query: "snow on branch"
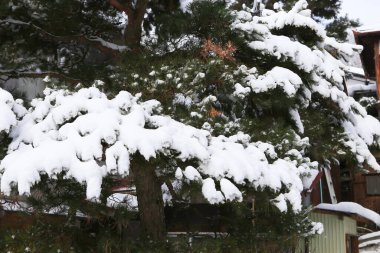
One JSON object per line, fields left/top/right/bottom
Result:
{"left": 0, "top": 88, "right": 26, "bottom": 134}
{"left": 0, "top": 86, "right": 317, "bottom": 212}
{"left": 232, "top": 0, "right": 380, "bottom": 171}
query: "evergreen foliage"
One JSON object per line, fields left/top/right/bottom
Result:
{"left": 265, "top": 0, "right": 360, "bottom": 42}
{"left": 0, "top": 0, "right": 377, "bottom": 252}
{"left": 326, "top": 14, "right": 361, "bottom": 42}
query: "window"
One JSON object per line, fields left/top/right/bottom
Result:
{"left": 366, "top": 175, "right": 380, "bottom": 195}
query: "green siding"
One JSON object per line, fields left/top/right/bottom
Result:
{"left": 297, "top": 211, "right": 357, "bottom": 253}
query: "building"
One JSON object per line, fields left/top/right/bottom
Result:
{"left": 353, "top": 27, "right": 380, "bottom": 118}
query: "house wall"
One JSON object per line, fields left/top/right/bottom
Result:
{"left": 297, "top": 211, "right": 357, "bottom": 253}
{"left": 353, "top": 172, "right": 380, "bottom": 214}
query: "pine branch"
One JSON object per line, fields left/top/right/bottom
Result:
{"left": 0, "top": 19, "right": 128, "bottom": 56}
{"left": 108, "top": 0, "right": 134, "bottom": 17}
{"left": 0, "top": 69, "right": 81, "bottom": 85}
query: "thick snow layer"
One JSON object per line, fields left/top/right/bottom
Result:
{"left": 261, "top": 0, "right": 325, "bottom": 38}
{"left": 245, "top": 66, "right": 302, "bottom": 96}
{"left": 316, "top": 202, "right": 380, "bottom": 226}
{"left": 0, "top": 88, "right": 26, "bottom": 133}
{"left": 0, "top": 87, "right": 317, "bottom": 212}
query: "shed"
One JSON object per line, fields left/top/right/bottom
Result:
{"left": 297, "top": 209, "right": 358, "bottom": 253}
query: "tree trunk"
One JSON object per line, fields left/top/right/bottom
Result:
{"left": 123, "top": 0, "right": 149, "bottom": 51}
{"left": 131, "top": 155, "right": 166, "bottom": 241}
{"left": 124, "top": 19, "right": 143, "bottom": 50}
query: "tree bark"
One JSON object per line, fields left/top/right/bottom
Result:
{"left": 124, "top": 19, "right": 143, "bottom": 50}
{"left": 124, "top": 0, "right": 149, "bottom": 51}
{"left": 130, "top": 155, "right": 166, "bottom": 241}
{"left": 108, "top": 0, "right": 148, "bottom": 50}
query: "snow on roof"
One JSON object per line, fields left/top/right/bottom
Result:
{"left": 346, "top": 66, "right": 365, "bottom": 76}
{"left": 360, "top": 231, "right": 380, "bottom": 241}
{"left": 355, "top": 26, "right": 380, "bottom": 34}
{"left": 301, "top": 169, "right": 319, "bottom": 190}
{"left": 359, "top": 231, "right": 380, "bottom": 248}
{"left": 347, "top": 83, "right": 376, "bottom": 97}
{"left": 316, "top": 202, "right": 380, "bottom": 226}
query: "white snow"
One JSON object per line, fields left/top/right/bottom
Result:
{"left": 0, "top": 86, "right": 318, "bottom": 212}
{"left": 289, "top": 108, "right": 304, "bottom": 134}
{"left": 316, "top": 202, "right": 380, "bottom": 226}
{"left": 355, "top": 26, "right": 380, "bottom": 33}
{"left": 347, "top": 83, "right": 376, "bottom": 97}
{"left": 106, "top": 193, "right": 138, "bottom": 210}
{"left": 179, "top": 0, "right": 193, "bottom": 12}
{"left": 220, "top": 178, "right": 243, "bottom": 201}
{"left": 202, "top": 178, "right": 224, "bottom": 204}
{"left": 346, "top": 66, "right": 365, "bottom": 77}
{"left": 89, "top": 37, "right": 128, "bottom": 51}
{"left": 361, "top": 231, "right": 380, "bottom": 242}
{"left": 232, "top": 1, "right": 380, "bottom": 171}
{"left": 183, "top": 166, "right": 202, "bottom": 181}
{"left": 1, "top": 0, "right": 380, "bottom": 216}
{"left": 0, "top": 88, "right": 26, "bottom": 133}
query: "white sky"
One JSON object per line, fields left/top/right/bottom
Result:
{"left": 341, "top": 0, "right": 380, "bottom": 28}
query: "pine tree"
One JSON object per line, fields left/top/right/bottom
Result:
{"left": 0, "top": 0, "right": 379, "bottom": 251}
{"left": 265, "top": 0, "right": 360, "bottom": 41}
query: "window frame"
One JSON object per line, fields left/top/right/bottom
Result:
{"left": 365, "top": 173, "right": 380, "bottom": 196}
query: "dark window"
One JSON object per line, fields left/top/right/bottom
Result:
{"left": 339, "top": 163, "right": 353, "bottom": 201}
{"left": 366, "top": 175, "right": 380, "bottom": 195}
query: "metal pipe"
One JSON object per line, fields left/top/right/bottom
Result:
{"left": 320, "top": 178, "right": 323, "bottom": 203}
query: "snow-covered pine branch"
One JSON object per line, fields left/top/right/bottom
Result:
{"left": 0, "top": 86, "right": 317, "bottom": 212}
{"left": 0, "top": 88, "right": 26, "bottom": 134}
{"left": 232, "top": 0, "right": 380, "bottom": 171}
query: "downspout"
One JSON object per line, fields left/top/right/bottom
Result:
{"left": 319, "top": 179, "right": 323, "bottom": 203}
